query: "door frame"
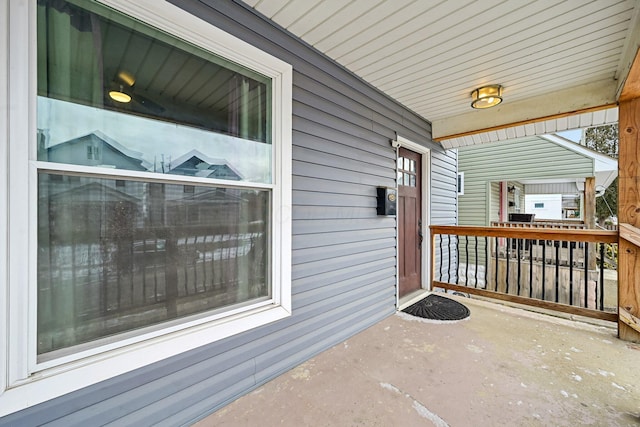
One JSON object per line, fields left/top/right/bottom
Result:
{"left": 392, "top": 135, "right": 431, "bottom": 308}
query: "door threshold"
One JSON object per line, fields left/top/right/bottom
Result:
{"left": 398, "top": 289, "right": 431, "bottom": 311}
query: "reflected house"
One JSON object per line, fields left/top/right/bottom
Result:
{"left": 39, "top": 181, "right": 141, "bottom": 241}
{"left": 39, "top": 132, "right": 247, "bottom": 229}
{"left": 40, "top": 130, "right": 150, "bottom": 203}
{"left": 42, "top": 130, "right": 151, "bottom": 171}
{"left": 153, "top": 150, "right": 244, "bottom": 227}
{"left": 167, "top": 187, "right": 242, "bottom": 227}
{"left": 166, "top": 149, "right": 243, "bottom": 181}
{"left": 162, "top": 150, "right": 245, "bottom": 227}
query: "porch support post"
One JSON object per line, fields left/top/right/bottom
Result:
{"left": 618, "top": 97, "right": 640, "bottom": 342}
{"left": 584, "top": 177, "right": 596, "bottom": 229}
{"left": 617, "top": 46, "right": 640, "bottom": 342}
{"left": 584, "top": 177, "right": 597, "bottom": 270}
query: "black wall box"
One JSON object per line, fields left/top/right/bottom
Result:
{"left": 376, "top": 187, "right": 397, "bottom": 216}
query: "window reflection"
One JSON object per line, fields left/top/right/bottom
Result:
{"left": 35, "top": 0, "right": 277, "bottom": 359}
{"left": 37, "top": 102, "right": 272, "bottom": 183}
{"left": 37, "top": 0, "right": 272, "bottom": 183}
{"left": 37, "top": 173, "right": 270, "bottom": 356}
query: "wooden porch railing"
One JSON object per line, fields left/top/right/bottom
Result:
{"left": 430, "top": 225, "right": 619, "bottom": 322}
{"left": 491, "top": 221, "right": 586, "bottom": 230}
{"left": 619, "top": 223, "right": 640, "bottom": 334}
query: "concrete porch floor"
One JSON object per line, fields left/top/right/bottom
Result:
{"left": 195, "top": 295, "right": 640, "bottom": 426}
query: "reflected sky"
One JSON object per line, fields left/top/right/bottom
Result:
{"left": 38, "top": 97, "right": 272, "bottom": 184}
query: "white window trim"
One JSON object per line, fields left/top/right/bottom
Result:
{"left": 0, "top": 0, "right": 9, "bottom": 416}
{"left": 1, "top": 0, "right": 292, "bottom": 416}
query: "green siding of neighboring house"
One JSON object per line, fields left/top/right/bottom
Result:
{"left": 458, "top": 136, "right": 594, "bottom": 227}
{"left": 489, "top": 182, "right": 500, "bottom": 224}
{"left": 454, "top": 136, "right": 594, "bottom": 288}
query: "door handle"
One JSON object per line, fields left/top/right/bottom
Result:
{"left": 418, "top": 219, "right": 423, "bottom": 249}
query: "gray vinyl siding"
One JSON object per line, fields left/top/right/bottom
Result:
{"left": 431, "top": 149, "right": 458, "bottom": 226}
{"left": 458, "top": 136, "right": 593, "bottom": 227}
{"left": 0, "top": 1, "right": 457, "bottom": 426}
{"left": 431, "top": 148, "right": 458, "bottom": 282}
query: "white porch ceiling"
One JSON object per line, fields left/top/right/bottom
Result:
{"left": 242, "top": 0, "right": 640, "bottom": 146}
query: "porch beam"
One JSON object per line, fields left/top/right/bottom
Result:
{"left": 619, "top": 45, "right": 640, "bottom": 102}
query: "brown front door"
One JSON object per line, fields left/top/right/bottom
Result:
{"left": 398, "top": 148, "right": 422, "bottom": 297}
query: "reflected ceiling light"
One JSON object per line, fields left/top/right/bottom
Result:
{"left": 471, "top": 84, "right": 503, "bottom": 109}
{"left": 117, "top": 70, "right": 136, "bottom": 87}
{"left": 109, "top": 85, "right": 131, "bottom": 103}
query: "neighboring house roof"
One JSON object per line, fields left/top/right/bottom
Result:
{"left": 535, "top": 134, "right": 617, "bottom": 190}
{"left": 167, "top": 149, "right": 243, "bottom": 180}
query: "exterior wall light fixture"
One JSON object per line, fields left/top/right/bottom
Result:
{"left": 471, "top": 84, "right": 503, "bottom": 109}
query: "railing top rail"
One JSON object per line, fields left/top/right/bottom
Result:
{"left": 490, "top": 221, "right": 586, "bottom": 229}
{"left": 534, "top": 219, "right": 585, "bottom": 223}
{"left": 620, "top": 222, "right": 640, "bottom": 247}
{"left": 430, "top": 225, "right": 618, "bottom": 243}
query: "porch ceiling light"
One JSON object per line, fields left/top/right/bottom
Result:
{"left": 471, "top": 84, "right": 503, "bottom": 109}
{"left": 109, "top": 85, "right": 132, "bottom": 103}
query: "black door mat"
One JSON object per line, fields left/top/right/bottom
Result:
{"left": 402, "top": 294, "right": 470, "bottom": 321}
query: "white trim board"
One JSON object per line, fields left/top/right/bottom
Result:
{"left": 0, "top": 0, "right": 10, "bottom": 405}
{"left": 392, "top": 135, "right": 432, "bottom": 306}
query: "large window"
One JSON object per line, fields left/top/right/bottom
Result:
{"left": 35, "top": 0, "right": 278, "bottom": 361}
{"left": 2, "top": 0, "right": 291, "bottom": 413}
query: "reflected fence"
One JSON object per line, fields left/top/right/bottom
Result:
{"left": 430, "top": 225, "right": 619, "bottom": 321}
{"left": 37, "top": 223, "right": 267, "bottom": 354}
